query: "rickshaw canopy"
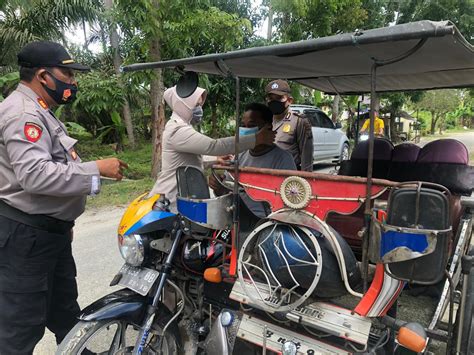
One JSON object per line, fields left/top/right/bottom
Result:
{"left": 123, "top": 20, "right": 474, "bottom": 94}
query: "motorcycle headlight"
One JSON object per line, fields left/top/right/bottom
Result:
{"left": 118, "top": 234, "right": 145, "bottom": 266}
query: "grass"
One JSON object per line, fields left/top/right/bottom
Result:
{"left": 76, "top": 140, "right": 153, "bottom": 180}
{"left": 86, "top": 178, "right": 155, "bottom": 209}
{"left": 76, "top": 140, "right": 156, "bottom": 209}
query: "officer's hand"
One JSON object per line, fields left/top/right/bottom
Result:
{"left": 96, "top": 158, "right": 128, "bottom": 181}
{"left": 255, "top": 124, "right": 276, "bottom": 147}
{"left": 216, "top": 154, "right": 233, "bottom": 166}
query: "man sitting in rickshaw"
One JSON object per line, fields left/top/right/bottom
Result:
{"left": 210, "top": 103, "right": 296, "bottom": 217}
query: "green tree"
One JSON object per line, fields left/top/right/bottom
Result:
{"left": 104, "top": 0, "right": 136, "bottom": 148}
{"left": 0, "top": 0, "right": 99, "bottom": 70}
{"left": 269, "top": 0, "right": 368, "bottom": 42}
{"left": 417, "top": 90, "right": 461, "bottom": 134}
{"left": 396, "top": 0, "right": 473, "bottom": 43}
{"left": 116, "top": 0, "right": 254, "bottom": 176}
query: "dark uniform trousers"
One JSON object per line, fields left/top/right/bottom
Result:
{"left": 0, "top": 215, "right": 80, "bottom": 354}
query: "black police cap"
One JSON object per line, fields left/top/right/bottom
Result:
{"left": 17, "top": 41, "right": 90, "bottom": 71}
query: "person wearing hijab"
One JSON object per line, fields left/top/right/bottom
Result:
{"left": 149, "top": 85, "right": 275, "bottom": 209}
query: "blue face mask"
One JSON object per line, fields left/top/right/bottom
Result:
{"left": 190, "top": 105, "right": 204, "bottom": 125}
{"left": 239, "top": 126, "right": 259, "bottom": 136}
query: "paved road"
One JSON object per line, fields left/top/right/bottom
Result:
{"left": 35, "top": 207, "right": 126, "bottom": 354}
{"left": 420, "top": 131, "right": 474, "bottom": 153}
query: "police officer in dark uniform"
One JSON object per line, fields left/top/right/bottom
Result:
{"left": 0, "top": 41, "right": 127, "bottom": 354}
{"left": 265, "top": 80, "right": 313, "bottom": 171}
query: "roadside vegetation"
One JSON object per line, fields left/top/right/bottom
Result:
{"left": 75, "top": 140, "right": 154, "bottom": 208}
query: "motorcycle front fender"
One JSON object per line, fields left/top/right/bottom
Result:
{"left": 79, "top": 288, "right": 147, "bottom": 325}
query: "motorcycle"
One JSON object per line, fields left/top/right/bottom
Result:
{"left": 57, "top": 165, "right": 362, "bottom": 354}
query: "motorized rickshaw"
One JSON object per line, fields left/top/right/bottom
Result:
{"left": 58, "top": 20, "right": 474, "bottom": 355}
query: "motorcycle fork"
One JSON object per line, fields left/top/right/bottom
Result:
{"left": 133, "top": 228, "right": 183, "bottom": 355}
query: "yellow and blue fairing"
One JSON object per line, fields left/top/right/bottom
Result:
{"left": 118, "top": 193, "right": 176, "bottom": 237}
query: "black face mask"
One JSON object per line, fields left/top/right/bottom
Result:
{"left": 42, "top": 71, "right": 78, "bottom": 105}
{"left": 268, "top": 100, "right": 287, "bottom": 115}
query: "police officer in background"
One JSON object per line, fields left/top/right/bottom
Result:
{"left": 0, "top": 41, "right": 127, "bottom": 354}
{"left": 265, "top": 80, "right": 313, "bottom": 171}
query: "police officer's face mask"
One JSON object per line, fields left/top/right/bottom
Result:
{"left": 268, "top": 99, "right": 288, "bottom": 115}
{"left": 42, "top": 71, "right": 78, "bottom": 105}
{"left": 190, "top": 105, "right": 204, "bottom": 125}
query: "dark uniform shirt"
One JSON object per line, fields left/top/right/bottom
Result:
{"left": 273, "top": 110, "right": 313, "bottom": 171}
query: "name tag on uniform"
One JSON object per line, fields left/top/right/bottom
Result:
{"left": 283, "top": 124, "right": 291, "bottom": 133}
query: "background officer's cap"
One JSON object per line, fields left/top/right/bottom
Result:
{"left": 265, "top": 79, "right": 291, "bottom": 96}
{"left": 18, "top": 41, "right": 90, "bottom": 71}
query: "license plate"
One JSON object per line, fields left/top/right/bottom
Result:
{"left": 116, "top": 264, "right": 160, "bottom": 296}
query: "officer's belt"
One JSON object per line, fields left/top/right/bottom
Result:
{"left": 0, "top": 200, "right": 74, "bottom": 234}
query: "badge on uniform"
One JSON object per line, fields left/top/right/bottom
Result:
{"left": 24, "top": 122, "right": 43, "bottom": 143}
{"left": 62, "top": 89, "right": 72, "bottom": 102}
{"left": 283, "top": 123, "right": 291, "bottom": 133}
{"left": 70, "top": 149, "right": 78, "bottom": 160}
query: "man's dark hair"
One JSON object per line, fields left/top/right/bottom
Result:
{"left": 244, "top": 102, "right": 273, "bottom": 124}
{"left": 19, "top": 66, "right": 40, "bottom": 82}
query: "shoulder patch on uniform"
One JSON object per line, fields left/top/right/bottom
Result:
{"left": 24, "top": 122, "right": 43, "bottom": 143}
{"left": 37, "top": 98, "right": 49, "bottom": 110}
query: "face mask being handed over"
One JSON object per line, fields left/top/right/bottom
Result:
{"left": 190, "top": 105, "right": 204, "bottom": 125}
{"left": 268, "top": 100, "right": 287, "bottom": 115}
{"left": 239, "top": 126, "right": 259, "bottom": 136}
{"left": 42, "top": 71, "right": 78, "bottom": 105}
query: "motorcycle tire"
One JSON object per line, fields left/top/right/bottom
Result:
{"left": 56, "top": 304, "right": 180, "bottom": 355}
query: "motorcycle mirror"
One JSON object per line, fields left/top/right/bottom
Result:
{"left": 176, "top": 71, "right": 199, "bottom": 98}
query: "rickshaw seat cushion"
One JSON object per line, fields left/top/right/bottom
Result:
{"left": 417, "top": 139, "right": 469, "bottom": 165}
{"left": 339, "top": 138, "right": 393, "bottom": 179}
{"left": 351, "top": 138, "right": 394, "bottom": 160}
{"left": 338, "top": 159, "right": 392, "bottom": 179}
{"left": 388, "top": 162, "right": 474, "bottom": 195}
{"left": 392, "top": 143, "right": 420, "bottom": 162}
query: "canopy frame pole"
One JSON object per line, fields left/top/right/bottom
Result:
{"left": 231, "top": 75, "right": 241, "bottom": 276}
{"left": 362, "top": 63, "right": 378, "bottom": 291}
{"left": 214, "top": 59, "right": 242, "bottom": 276}
{"left": 355, "top": 95, "right": 363, "bottom": 145}
{"left": 361, "top": 38, "right": 429, "bottom": 291}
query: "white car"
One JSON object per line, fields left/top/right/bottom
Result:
{"left": 290, "top": 105, "right": 350, "bottom": 164}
